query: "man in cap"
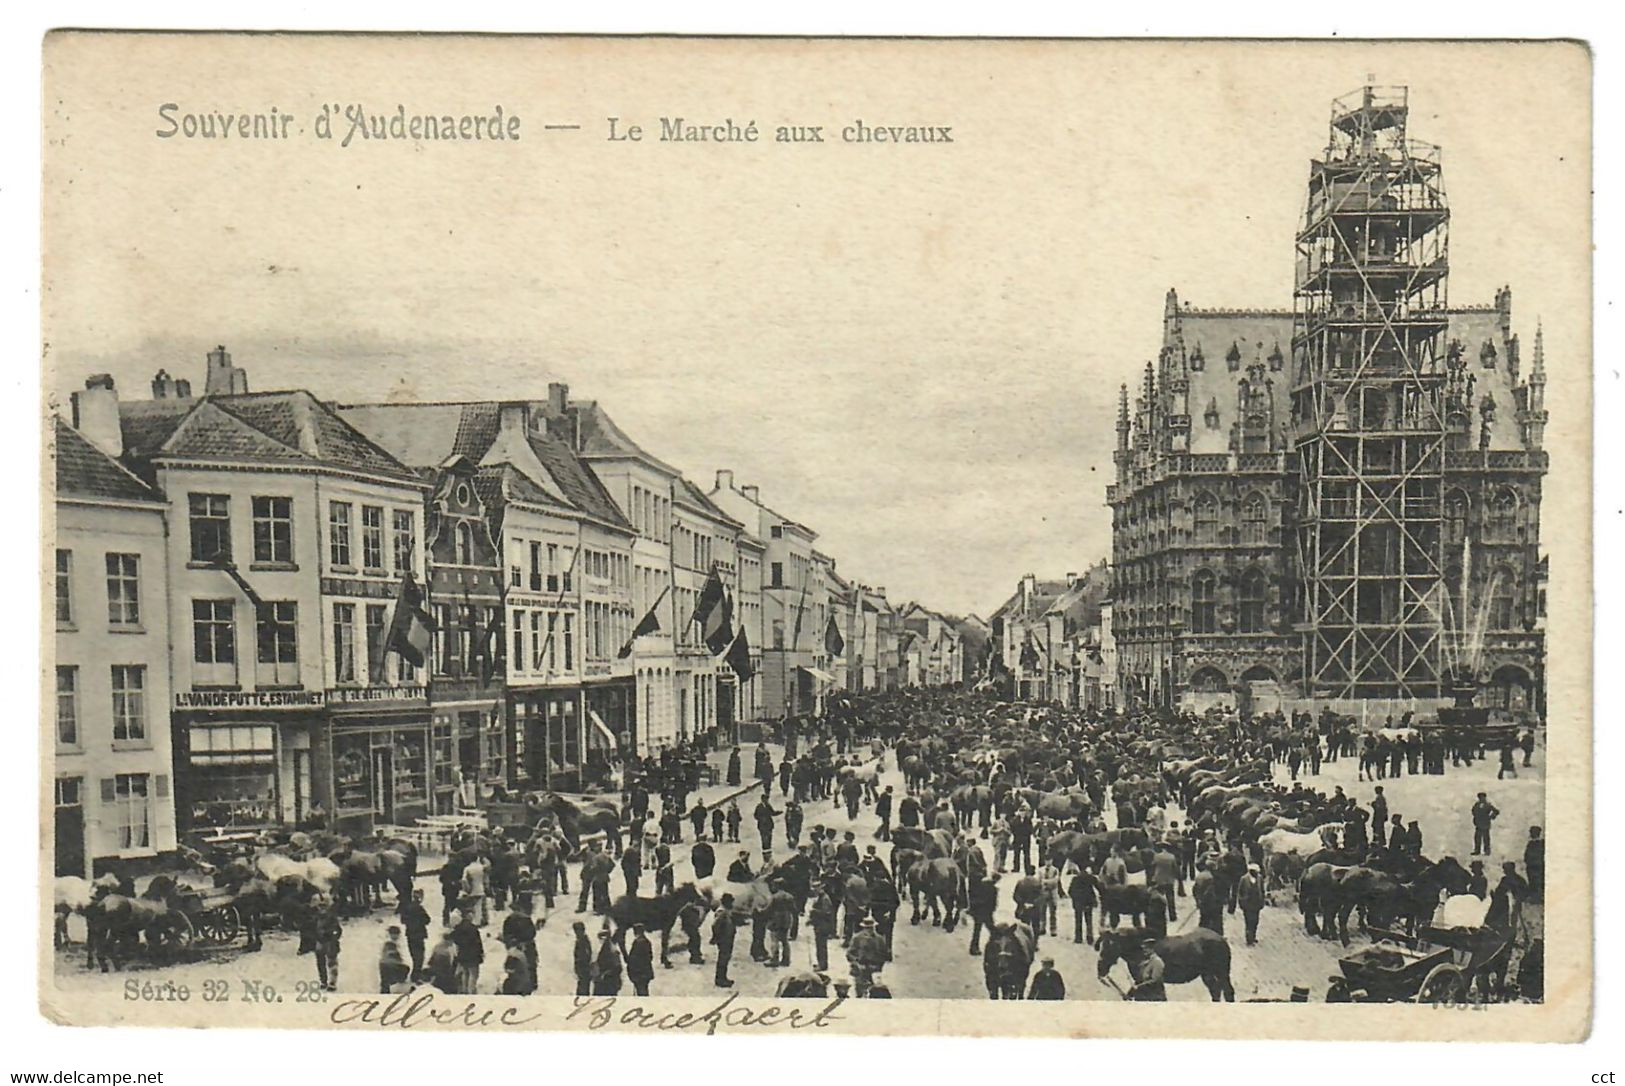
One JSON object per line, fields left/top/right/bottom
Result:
{"left": 378, "top": 924, "right": 411, "bottom": 993}
{"left": 1126, "top": 935, "right": 1167, "bottom": 1001}
{"left": 711, "top": 894, "right": 737, "bottom": 988}
{"left": 726, "top": 849, "right": 755, "bottom": 883}
{"left": 1237, "top": 863, "right": 1266, "bottom": 946}
{"left": 1027, "top": 954, "right": 1066, "bottom": 1000}
{"left": 1471, "top": 792, "right": 1500, "bottom": 856}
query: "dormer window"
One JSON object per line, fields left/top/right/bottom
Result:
{"left": 1480, "top": 339, "right": 1498, "bottom": 368}
{"left": 1190, "top": 345, "right": 1204, "bottom": 372}
{"left": 1226, "top": 341, "right": 1242, "bottom": 372}
{"left": 1268, "top": 343, "right": 1284, "bottom": 372}
{"left": 1203, "top": 398, "right": 1220, "bottom": 430}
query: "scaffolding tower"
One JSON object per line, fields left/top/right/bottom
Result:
{"left": 1291, "top": 85, "right": 1450, "bottom": 700}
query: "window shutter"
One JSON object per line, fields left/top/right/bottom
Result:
{"left": 155, "top": 774, "right": 170, "bottom": 798}
{"left": 100, "top": 777, "right": 116, "bottom": 804}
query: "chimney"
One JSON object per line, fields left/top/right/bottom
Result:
{"left": 741, "top": 484, "right": 760, "bottom": 504}
{"left": 498, "top": 402, "right": 530, "bottom": 435}
{"left": 1066, "top": 571, "right": 1078, "bottom": 586}
{"left": 204, "top": 345, "right": 248, "bottom": 396}
{"left": 71, "top": 374, "right": 122, "bottom": 457}
{"left": 547, "top": 382, "right": 569, "bottom": 415}
{"left": 715, "top": 469, "right": 734, "bottom": 492}
{"left": 175, "top": 378, "right": 193, "bottom": 399}
{"left": 151, "top": 369, "right": 175, "bottom": 399}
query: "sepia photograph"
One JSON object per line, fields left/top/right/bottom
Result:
{"left": 37, "top": 33, "right": 1591, "bottom": 1040}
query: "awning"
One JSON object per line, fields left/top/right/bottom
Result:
{"left": 799, "top": 666, "right": 837, "bottom": 684}
{"left": 588, "top": 709, "right": 618, "bottom": 748}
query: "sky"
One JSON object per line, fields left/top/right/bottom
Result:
{"left": 43, "top": 36, "right": 1590, "bottom": 618}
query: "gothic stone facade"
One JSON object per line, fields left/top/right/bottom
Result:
{"left": 1109, "top": 288, "right": 1547, "bottom": 714}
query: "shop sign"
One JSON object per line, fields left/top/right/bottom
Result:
{"left": 175, "top": 689, "right": 325, "bottom": 711}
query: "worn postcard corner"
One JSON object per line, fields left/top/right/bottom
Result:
{"left": 40, "top": 33, "right": 1591, "bottom": 1041}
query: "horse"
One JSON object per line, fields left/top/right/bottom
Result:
{"left": 53, "top": 875, "right": 98, "bottom": 947}
{"left": 533, "top": 792, "right": 623, "bottom": 855}
{"left": 983, "top": 921, "right": 1036, "bottom": 999}
{"left": 1297, "top": 862, "right": 1396, "bottom": 944}
{"left": 1258, "top": 823, "right": 1343, "bottom": 888}
{"left": 1100, "top": 883, "right": 1154, "bottom": 929}
{"left": 327, "top": 836, "right": 419, "bottom": 911}
{"left": 83, "top": 877, "right": 191, "bottom": 972}
{"left": 1097, "top": 927, "right": 1235, "bottom": 1001}
{"left": 906, "top": 857, "right": 964, "bottom": 930}
{"left": 608, "top": 882, "right": 707, "bottom": 967}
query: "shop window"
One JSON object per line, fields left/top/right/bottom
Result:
{"left": 188, "top": 725, "right": 276, "bottom": 826}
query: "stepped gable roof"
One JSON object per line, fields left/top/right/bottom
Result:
{"left": 53, "top": 417, "right": 162, "bottom": 504}
{"left": 125, "top": 391, "right": 420, "bottom": 483}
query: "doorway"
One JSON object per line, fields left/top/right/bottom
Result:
{"left": 371, "top": 747, "right": 394, "bottom": 822}
{"left": 54, "top": 777, "right": 85, "bottom": 878}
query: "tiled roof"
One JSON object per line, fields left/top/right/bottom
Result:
{"left": 53, "top": 417, "right": 162, "bottom": 504}
{"left": 675, "top": 475, "right": 741, "bottom": 527}
{"left": 125, "top": 392, "right": 421, "bottom": 482}
{"left": 529, "top": 434, "right": 633, "bottom": 531}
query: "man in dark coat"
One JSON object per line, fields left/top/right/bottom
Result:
{"left": 711, "top": 897, "right": 737, "bottom": 987}
{"left": 785, "top": 800, "right": 805, "bottom": 849}
{"left": 1524, "top": 826, "right": 1545, "bottom": 900}
{"left": 808, "top": 887, "right": 837, "bottom": 971}
{"left": 1471, "top": 792, "right": 1500, "bottom": 855}
{"left": 727, "top": 747, "right": 742, "bottom": 787}
{"left": 313, "top": 896, "right": 343, "bottom": 992}
{"left": 1067, "top": 863, "right": 1100, "bottom": 946}
{"left": 726, "top": 850, "right": 754, "bottom": 882}
{"left": 755, "top": 797, "right": 780, "bottom": 851}
{"left": 1010, "top": 806, "right": 1035, "bottom": 875}
{"left": 451, "top": 910, "right": 484, "bottom": 994}
{"left": 500, "top": 894, "right": 538, "bottom": 991}
{"left": 627, "top": 924, "right": 656, "bottom": 996}
{"left": 689, "top": 838, "right": 715, "bottom": 881}
{"left": 398, "top": 888, "right": 431, "bottom": 982}
{"left": 1370, "top": 787, "right": 1389, "bottom": 848}
{"left": 1238, "top": 865, "right": 1266, "bottom": 946}
{"left": 689, "top": 801, "right": 709, "bottom": 841}
{"left": 593, "top": 931, "right": 623, "bottom": 996}
{"left": 1028, "top": 955, "right": 1066, "bottom": 1000}
{"left": 620, "top": 843, "right": 643, "bottom": 897}
{"left": 874, "top": 786, "right": 894, "bottom": 841}
{"left": 967, "top": 875, "right": 999, "bottom": 956}
{"left": 898, "top": 794, "right": 921, "bottom": 829}
{"left": 571, "top": 921, "right": 593, "bottom": 996}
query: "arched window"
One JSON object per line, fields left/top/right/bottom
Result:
{"left": 1443, "top": 489, "right": 1469, "bottom": 548}
{"left": 1489, "top": 566, "right": 1517, "bottom": 630}
{"left": 1444, "top": 564, "right": 1465, "bottom": 635}
{"left": 1240, "top": 492, "right": 1268, "bottom": 545}
{"left": 455, "top": 522, "right": 474, "bottom": 565}
{"left": 1238, "top": 568, "right": 1268, "bottom": 633}
{"left": 1488, "top": 487, "right": 1519, "bottom": 541}
{"left": 1191, "top": 570, "right": 1217, "bottom": 634}
{"left": 1193, "top": 493, "right": 1219, "bottom": 544}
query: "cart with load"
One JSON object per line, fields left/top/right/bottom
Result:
{"left": 1325, "top": 923, "right": 1514, "bottom": 1004}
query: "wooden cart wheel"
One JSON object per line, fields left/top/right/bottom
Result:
{"left": 1416, "top": 964, "right": 1466, "bottom": 1005}
{"left": 212, "top": 905, "right": 241, "bottom": 945}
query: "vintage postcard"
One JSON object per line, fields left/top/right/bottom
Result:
{"left": 39, "top": 33, "right": 1591, "bottom": 1040}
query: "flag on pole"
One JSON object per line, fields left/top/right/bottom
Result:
{"left": 789, "top": 575, "right": 812, "bottom": 647}
{"left": 210, "top": 558, "right": 267, "bottom": 612}
{"left": 385, "top": 573, "right": 438, "bottom": 669}
{"left": 692, "top": 567, "right": 733, "bottom": 655}
{"left": 725, "top": 625, "right": 755, "bottom": 681}
{"left": 619, "top": 584, "right": 670, "bottom": 659}
{"left": 824, "top": 615, "right": 845, "bottom": 657}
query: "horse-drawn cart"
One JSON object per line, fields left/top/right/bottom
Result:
{"left": 1326, "top": 924, "right": 1514, "bottom": 1004}
{"left": 163, "top": 883, "right": 243, "bottom": 951}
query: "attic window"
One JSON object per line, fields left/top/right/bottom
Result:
{"left": 1268, "top": 343, "right": 1284, "bottom": 372}
{"left": 1226, "top": 341, "right": 1242, "bottom": 372}
{"left": 1203, "top": 398, "right": 1221, "bottom": 430}
{"left": 1190, "top": 345, "right": 1204, "bottom": 372}
{"left": 1480, "top": 339, "right": 1498, "bottom": 368}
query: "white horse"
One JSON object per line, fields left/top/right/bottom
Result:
{"left": 1257, "top": 823, "right": 1343, "bottom": 888}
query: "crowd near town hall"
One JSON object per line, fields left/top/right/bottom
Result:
{"left": 52, "top": 85, "right": 1548, "bottom": 1005}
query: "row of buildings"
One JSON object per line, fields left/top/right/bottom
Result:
{"left": 51, "top": 354, "right": 959, "bottom": 877}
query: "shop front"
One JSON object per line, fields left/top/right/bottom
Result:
{"left": 326, "top": 686, "right": 432, "bottom": 835}
{"left": 584, "top": 672, "right": 635, "bottom": 788}
{"left": 170, "top": 688, "right": 328, "bottom": 833}
{"left": 510, "top": 684, "right": 584, "bottom": 793}
{"left": 428, "top": 677, "right": 505, "bottom": 814}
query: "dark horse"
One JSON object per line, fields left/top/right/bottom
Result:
{"left": 607, "top": 883, "right": 707, "bottom": 968}
{"left": 983, "top": 921, "right": 1036, "bottom": 999}
{"left": 1097, "top": 927, "right": 1235, "bottom": 1001}
{"left": 83, "top": 876, "right": 191, "bottom": 972}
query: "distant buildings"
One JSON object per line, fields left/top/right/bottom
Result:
{"left": 51, "top": 354, "right": 958, "bottom": 867}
